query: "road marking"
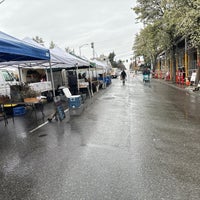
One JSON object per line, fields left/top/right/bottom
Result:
{"left": 29, "top": 121, "right": 49, "bottom": 133}
{"left": 29, "top": 108, "right": 69, "bottom": 133}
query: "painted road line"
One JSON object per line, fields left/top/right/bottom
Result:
{"left": 29, "top": 121, "right": 49, "bottom": 133}
{"left": 29, "top": 108, "right": 69, "bottom": 133}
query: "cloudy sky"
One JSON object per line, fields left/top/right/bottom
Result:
{"left": 0, "top": 0, "right": 143, "bottom": 62}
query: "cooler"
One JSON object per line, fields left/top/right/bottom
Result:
{"left": 62, "top": 88, "right": 82, "bottom": 108}
{"left": 13, "top": 106, "right": 26, "bottom": 116}
{"left": 68, "top": 95, "right": 82, "bottom": 108}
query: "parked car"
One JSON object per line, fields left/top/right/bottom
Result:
{"left": 111, "top": 68, "right": 120, "bottom": 79}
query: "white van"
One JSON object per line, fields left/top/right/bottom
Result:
{"left": 0, "top": 69, "right": 18, "bottom": 97}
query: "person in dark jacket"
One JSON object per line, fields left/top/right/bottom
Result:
{"left": 120, "top": 70, "right": 127, "bottom": 85}
{"left": 143, "top": 68, "right": 150, "bottom": 82}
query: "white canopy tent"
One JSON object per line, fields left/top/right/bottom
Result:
{"left": 23, "top": 38, "right": 90, "bottom": 69}
{"left": 23, "top": 38, "right": 72, "bottom": 68}
{"left": 50, "top": 46, "right": 90, "bottom": 68}
{"left": 91, "top": 59, "right": 111, "bottom": 71}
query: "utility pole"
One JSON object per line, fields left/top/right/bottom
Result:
{"left": 91, "top": 42, "right": 95, "bottom": 59}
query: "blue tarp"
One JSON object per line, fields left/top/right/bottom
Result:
{"left": 0, "top": 31, "right": 50, "bottom": 62}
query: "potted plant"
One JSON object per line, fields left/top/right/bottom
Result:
{"left": 19, "top": 84, "right": 40, "bottom": 103}
{"left": 10, "top": 83, "right": 40, "bottom": 103}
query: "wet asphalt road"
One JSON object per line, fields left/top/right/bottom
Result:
{"left": 0, "top": 74, "right": 200, "bottom": 200}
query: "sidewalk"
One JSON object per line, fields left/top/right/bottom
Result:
{"left": 153, "top": 78, "right": 200, "bottom": 96}
{"left": 0, "top": 86, "right": 109, "bottom": 132}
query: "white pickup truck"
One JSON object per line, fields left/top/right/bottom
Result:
{"left": 0, "top": 69, "right": 53, "bottom": 99}
{"left": 0, "top": 69, "right": 18, "bottom": 97}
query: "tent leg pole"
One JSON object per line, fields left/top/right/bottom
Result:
{"left": 49, "top": 61, "right": 55, "bottom": 97}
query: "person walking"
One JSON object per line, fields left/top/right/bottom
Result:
{"left": 120, "top": 70, "right": 127, "bottom": 85}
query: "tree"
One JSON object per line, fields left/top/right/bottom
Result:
{"left": 132, "top": 0, "right": 179, "bottom": 81}
{"left": 133, "top": 23, "right": 162, "bottom": 69}
{"left": 32, "top": 36, "right": 45, "bottom": 46}
{"left": 133, "top": 0, "right": 200, "bottom": 81}
{"left": 117, "top": 60, "right": 126, "bottom": 70}
{"left": 65, "top": 47, "right": 75, "bottom": 54}
{"left": 133, "top": 0, "right": 167, "bottom": 24}
{"left": 108, "top": 52, "right": 126, "bottom": 69}
{"left": 49, "top": 41, "right": 55, "bottom": 49}
{"left": 108, "top": 52, "right": 115, "bottom": 63}
{"left": 108, "top": 52, "right": 117, "bottom": 68}
{"left": 173, "top": 0, "right": 200, "bottom": 48}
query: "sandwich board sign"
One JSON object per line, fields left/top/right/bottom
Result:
{"left": 53, "top": 96, "right": 65, "bottom": 121}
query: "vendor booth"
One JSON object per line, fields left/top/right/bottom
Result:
{"left": 0, "top": 31, "right": 52, "bottom": 124}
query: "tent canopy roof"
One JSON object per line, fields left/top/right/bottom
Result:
{"left": 0, "top": 31, "right": 50, "bottom": 63}
{"left": 23, "top": 38, "right": 90, "bottom": 68}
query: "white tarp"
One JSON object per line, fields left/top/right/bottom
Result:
{"left": 23, "top": 38, "right": 90, "bottom": 68}
{"left": 23, "top": 37, "right": 69, "bottom": 67}
{"left": 51, "top": 46, "right": 90, "bottom": 67}
{"left": 91, "top": 59, "right": 111, "bottom": 70}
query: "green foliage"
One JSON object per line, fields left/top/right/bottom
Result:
{"left": 117, "top": 60, "right": 126, "bottom": 70}
{"left": 49, "top": 41, "right": 55, "bottom": 49}
{"left": 108, "top": 52, "right": 117, "bottom": 68}
{"left": 10, "top": 84, "right": 39, "bottom": 102}
{"left": 108, "top": 52, "right": 115, "bottom": 63}
{"left": 108, "top": 52, "right": 126, "bottom": 69}
{"left": 32, "top": 36, "right": 45, "bottom": 46}
{"left": 132, "top": 0, "right": 200, "bottom": 72}
{"left": 65, "top": 47, "right": 75, "bottom": 54}
{"left": 20, "top": 85, "right": 39, "bottom": 98}
{"left": 174, "top": 0, "right": 200, "bottom": 47}
{"left": 133, "top": 0, "right": 167, "bottom": 24}
{"left": 133, "top": 23, "right": 163, "bottom": 67}
{"left": 133, "top": 0, "right": 175, "bottom": 61}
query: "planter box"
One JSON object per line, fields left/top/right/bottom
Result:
{"left": 23, "top": 97, "right": 39, "bottom": 103}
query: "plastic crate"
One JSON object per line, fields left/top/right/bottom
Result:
{"left": 68, "top": 95, "right": 82, "bottom": 108}
{"left": 13, "top": 106, "right": 26, "bottom": 116}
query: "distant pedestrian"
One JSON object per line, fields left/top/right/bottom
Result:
{"left": 120, "top": 70, "right": 127, "bottom": 85}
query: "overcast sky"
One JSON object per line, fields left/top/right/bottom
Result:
{"left": 0, "top": 0, "right": 143, "bottom": 62}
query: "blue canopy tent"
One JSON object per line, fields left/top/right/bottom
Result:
{"left": 0, "top": 31, "right": 56, "bottom": 96}
{"left": 0, "top": 31, "right": 50, "bottom": 62}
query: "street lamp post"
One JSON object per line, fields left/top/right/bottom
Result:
{"left": 79, "top": 43, "right": 89, "bottom": 57}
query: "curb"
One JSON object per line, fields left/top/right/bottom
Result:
{"left": 153, "top": 79, "right": 200, "bottom": 97}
